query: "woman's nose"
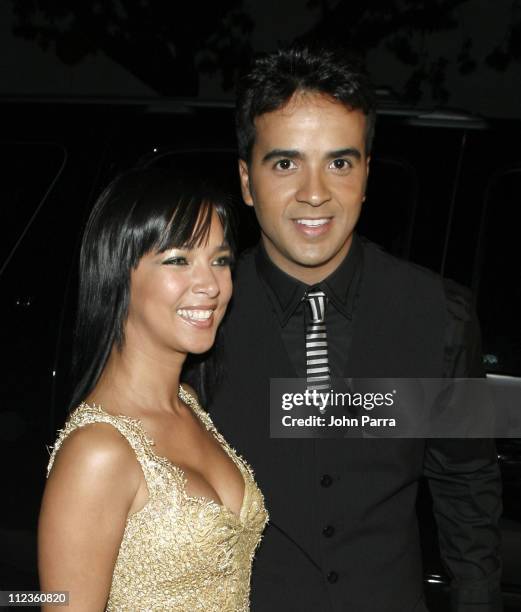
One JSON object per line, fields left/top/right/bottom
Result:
{"left": 192, "top": 264, "right": 219, "bottom": 298}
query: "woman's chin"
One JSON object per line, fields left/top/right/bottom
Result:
{"left": 184, "top": 336, "right": 217, "bottom": 355}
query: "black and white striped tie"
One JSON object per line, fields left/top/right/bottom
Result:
{"left": 305, "top": 289, "right": 330, "bottom": 393}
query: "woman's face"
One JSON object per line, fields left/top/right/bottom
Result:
{"left": 126, "top": 208, "right": 233, "bottom": 360}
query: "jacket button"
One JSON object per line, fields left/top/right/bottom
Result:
{"left": 327, "top": 571, "right": 339, "bottom": 584}
{"left": 322, "top": 525, "right": 335, "bottom": 537}
{"left": 320, "top": 474, "right": 333, "bottom": 487}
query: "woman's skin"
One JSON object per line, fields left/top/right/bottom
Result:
{"left": 38, "top": 211, "right": 241, "bottom": 611}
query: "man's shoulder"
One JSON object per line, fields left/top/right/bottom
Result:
{"left": 361, "top": 238, "right": 438, "bottom": 284}
{"left": 360, "top": 238, "right": 474, "bottom": 317}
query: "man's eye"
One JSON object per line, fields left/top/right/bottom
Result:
{"left": 212, "top": 255, "right": 233, "bottom": 267}
{"left": 275, "top": 159, "right": 296, "bottom": 171}
{"left": 330, "top": 159, "right": 352, "bottom": 170}
{"left": 162, "top": 256, "right": 188, "bottom": 266}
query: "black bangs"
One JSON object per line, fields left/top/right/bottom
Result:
{"left": 155, "top": 196, "right": 224, "bottom": 253}
{"left": 123, "top": 170, "right": 234, "bottom": 262}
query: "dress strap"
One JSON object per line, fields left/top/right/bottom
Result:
{"left": 178, "top": 384, "right": 221, "bottom": 434}
{"left": 47, "top": 403, "right": 157, "bottom": 487}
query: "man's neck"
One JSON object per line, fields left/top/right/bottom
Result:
{"left": 261, "top": 234, "right": 355, "bottom": 285}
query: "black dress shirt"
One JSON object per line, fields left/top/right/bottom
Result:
{"left": 255, "top": 234, "right": 363, "bottom": 378}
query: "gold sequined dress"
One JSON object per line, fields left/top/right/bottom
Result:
{"left": 47, "top": 386, "right": 268, "bottom": 612}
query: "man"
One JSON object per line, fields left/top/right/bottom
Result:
{"left": 209, "top": 47, "right": 502, "bottom": 611}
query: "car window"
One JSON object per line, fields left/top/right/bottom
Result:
{"left": 358, "top": 156, "right": 419, "bottom": 259}
{"left": 0, "top": 142, "right": 66, "bottom": 276}
{"left": 477, "top": 167, "right": 521, "bottom": 376}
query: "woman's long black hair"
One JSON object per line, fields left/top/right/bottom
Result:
{"left": 70, "top": 166, "right": 235, "bottom": 410}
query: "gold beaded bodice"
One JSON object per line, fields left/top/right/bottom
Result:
{"left": 47, "top": 386, "right": 268, "bottom": 612}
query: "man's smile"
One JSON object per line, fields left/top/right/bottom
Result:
{"left": 293, "top": 217, "right": 333, "bottom": 237}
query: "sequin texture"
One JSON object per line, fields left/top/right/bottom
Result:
{"left": 47, "top": 386, "right": 268, "bottom": 611}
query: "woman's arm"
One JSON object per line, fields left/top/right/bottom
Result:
{"left": 38, "top": 423, "right": 142, "bottom": 611}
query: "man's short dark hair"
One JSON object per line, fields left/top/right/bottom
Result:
{"left": 235, "top": 46, "right": 377, "bottom": 162}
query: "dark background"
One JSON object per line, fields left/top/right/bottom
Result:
{"left": 1, "top": 0, "right": 521, "bottom": 118}
{"left": 1, "top": 1, "right": 520, "bottom": 610}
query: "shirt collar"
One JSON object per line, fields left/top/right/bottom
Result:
{"left": 255, "top": 234, "right": 362, "bottom": 326}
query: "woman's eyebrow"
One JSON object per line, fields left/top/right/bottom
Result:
{"left": 212, "top": 243, "right": 231, "bottom": 253}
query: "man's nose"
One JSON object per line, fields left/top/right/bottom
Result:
{"left": 295, "top": 168, "right": 331, "bottom": 207}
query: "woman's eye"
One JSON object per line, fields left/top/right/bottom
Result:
{"left": 330, "top": 159, "right": 352, "bottom": 171}
{"left": 275, "top": 159, "right": 296, "bottom": 171}
{"left": 162, "top": 256, "right": 188, "bottom": 266}
{"left": 212, "top": 255, "right": 233, "bottom": 267}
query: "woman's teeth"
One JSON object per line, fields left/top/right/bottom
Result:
{"left": 176, "top": 309, "right": 213, "bottom": 320}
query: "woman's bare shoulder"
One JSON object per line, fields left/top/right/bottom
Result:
{"left": 39, "top": 423, "right": 141, "bottom": 609}
{"left": 48, "top": 421, "right": 142, "bottom": 497}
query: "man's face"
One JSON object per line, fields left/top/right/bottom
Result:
{"left": 239, "top": 92, "right": 370, "bottom": 284}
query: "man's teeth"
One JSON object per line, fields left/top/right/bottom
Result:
{"left": 176, "top": 309, "right": 213, "bottom": 320}
{"left": 296, "top": 218, "right": 329, "bottom": 227}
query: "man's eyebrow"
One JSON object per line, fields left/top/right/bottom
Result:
{"left": 261, "top": 149, "right": 302, "bottom": 163}
{"left": 261, "top": 148, "right": 362, "bottom": 164}
{"left": 326, "top": 148, "right": 362, "bottom": 161}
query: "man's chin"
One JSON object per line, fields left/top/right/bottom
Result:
{"left": 289, "top": 248, "right": 341, "bottom": 269}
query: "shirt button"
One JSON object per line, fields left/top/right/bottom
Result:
{"left": 322, "top": 525, "right": 335, "bottom": 537}
{"left": 327, "top": 571, "right": 339, "bottom": 584}
{"left": 320, "top": 474, "right": 333, "bottom": 487}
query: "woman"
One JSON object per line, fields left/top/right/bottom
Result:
{"left": 38, "top": 168, "right": 268, "bottom": 611}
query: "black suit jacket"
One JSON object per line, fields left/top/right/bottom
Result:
{"left": 209, "top": 239, "right": 502, "bottom": 612}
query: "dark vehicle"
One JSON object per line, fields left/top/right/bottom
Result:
{"left": 1, "top": 97, "right": 520, "bottom": 610}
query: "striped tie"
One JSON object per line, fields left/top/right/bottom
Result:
{"left": 305, "top": 290, "right": 330, "bottom": 395}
